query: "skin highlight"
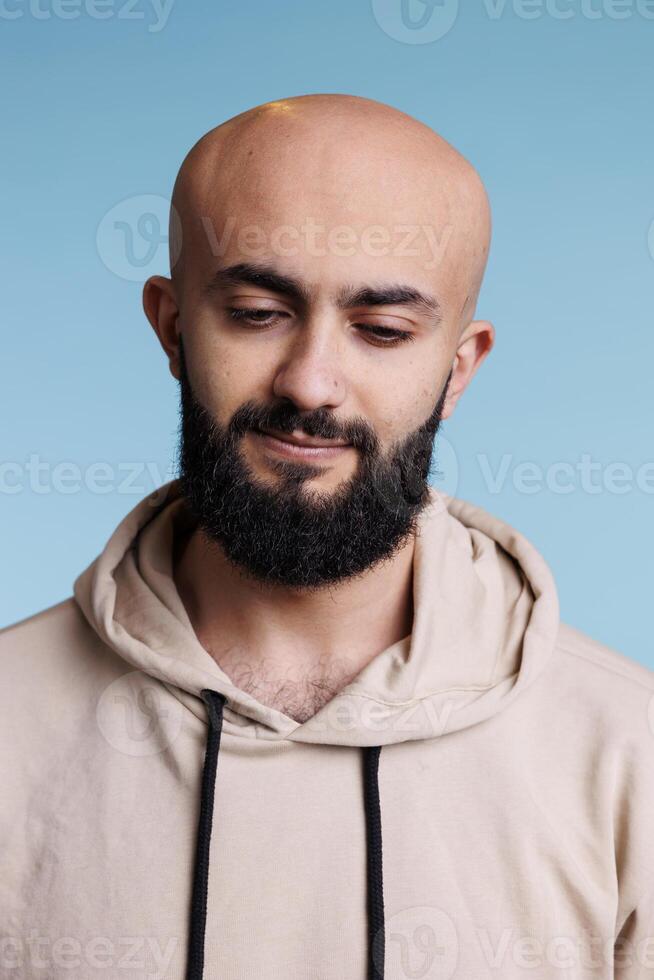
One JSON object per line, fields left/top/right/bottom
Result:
{"left": 143, "top": 93, "right": 494, "bottom": 723}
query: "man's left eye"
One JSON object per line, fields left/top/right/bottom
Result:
{"left": 356, "top": 325, "right": 414, "bottom": 346}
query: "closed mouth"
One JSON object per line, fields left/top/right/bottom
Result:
{"left": 256, "top": 427, "right": 351, "bottom": 449}
{"left": 253, "top": 428, "right": 352, "bottom": 459}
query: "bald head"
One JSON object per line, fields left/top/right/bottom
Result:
{"left": 168, "top": 94, "right": 491, "bottom": 333}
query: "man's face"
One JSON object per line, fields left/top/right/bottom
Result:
{"left": 178, "top": 248, "right": 453, "bottom": 492}
{"left": 175, "top": 136, "right": 462, "bottom": 471}
{"left": 145, "top": 107, "right": 493, "bottom": 588}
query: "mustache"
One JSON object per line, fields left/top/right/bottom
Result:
{"left": 228, "top": 401, "right": 381, "bottom": 456}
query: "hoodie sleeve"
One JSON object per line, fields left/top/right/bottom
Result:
{"left": 614, "top": 885, "right": 654, "bottom": 978}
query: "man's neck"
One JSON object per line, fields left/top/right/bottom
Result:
{"left": 173, "top": 524, "right": 416, "bottom": 723}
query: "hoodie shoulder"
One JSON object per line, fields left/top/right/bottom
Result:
{"left": 0, "top": 596, "right": 113, "bottom": 683}
{"left": 554, "top": 623, "right": 654, "bottom": 924}
{"left": 555, "top": 620, "right": 654, "bottom": 693}
{"left": 1, "top": 596, "right": 89, "bottom": 649}
{"left": 548, "top": 620, "right": 654, "bottom": 773}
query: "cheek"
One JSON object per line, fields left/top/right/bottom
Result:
{"left": 186, "top": 316, "right": 273, "bottom": 422}
{"left": 363, "top": 361, "right": 441, "bottom": 443}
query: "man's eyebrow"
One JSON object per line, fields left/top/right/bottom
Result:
{"left": 206, "top": 263, "right": 442, "bottom": 322}
{"left": 336, "top": 284, "right": 442, "bottom": 322}
{"left": 206, "top": 263, "right": 312, "bottom": 305}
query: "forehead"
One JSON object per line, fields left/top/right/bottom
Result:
{"left": 195, "top": 130, "right": 456, "bottom": 231}
{"left": 177, "top": 125, "right": 484, "bottom": 316}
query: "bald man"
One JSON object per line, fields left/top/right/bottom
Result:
{"left": 2, "top": 95, "right": 654, "bottom": 980}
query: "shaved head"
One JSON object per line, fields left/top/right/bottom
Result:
{"left": 169, "top": 93, "right": 491, "bottom": 334}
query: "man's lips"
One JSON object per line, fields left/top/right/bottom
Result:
{"left": 253, "top": 427, "right": 352, "bottom": 459}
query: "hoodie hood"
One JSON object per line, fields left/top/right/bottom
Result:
{"left": 73, "top": 478, "right": 560, "bottom": 748}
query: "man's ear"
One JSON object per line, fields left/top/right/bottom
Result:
{"left": 142, "top": 275, "right": 181, "bottom": 380}
{"left": 440, "top": 319, "right": 495, "bottom": 421}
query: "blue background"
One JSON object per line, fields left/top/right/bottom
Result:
{"left": 2, "top": 0, "right": 653, "bottom": 668}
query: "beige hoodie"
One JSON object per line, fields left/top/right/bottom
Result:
{"left": 2, "top": 478, "right": 654, "bottom": 980}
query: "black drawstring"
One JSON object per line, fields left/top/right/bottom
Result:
{"left": 186, "top": 689, "right": 227, "bottom": 980}
{"left": 363, "top": 745, "right": 385, "bottom": 980}
{"left": 185, "top": 689, "right": 385, "bottom": 979}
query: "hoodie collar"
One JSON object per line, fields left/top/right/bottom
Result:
{"left": 74, "top": 479, "right": 559, "bottom": 746}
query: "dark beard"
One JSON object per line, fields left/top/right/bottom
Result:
{"left": 176, "top": 337, "right": 451, "bottom": 592}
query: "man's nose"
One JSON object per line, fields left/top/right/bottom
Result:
{"left": 272, "top": 319, "right": 347, "bottom": 412}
